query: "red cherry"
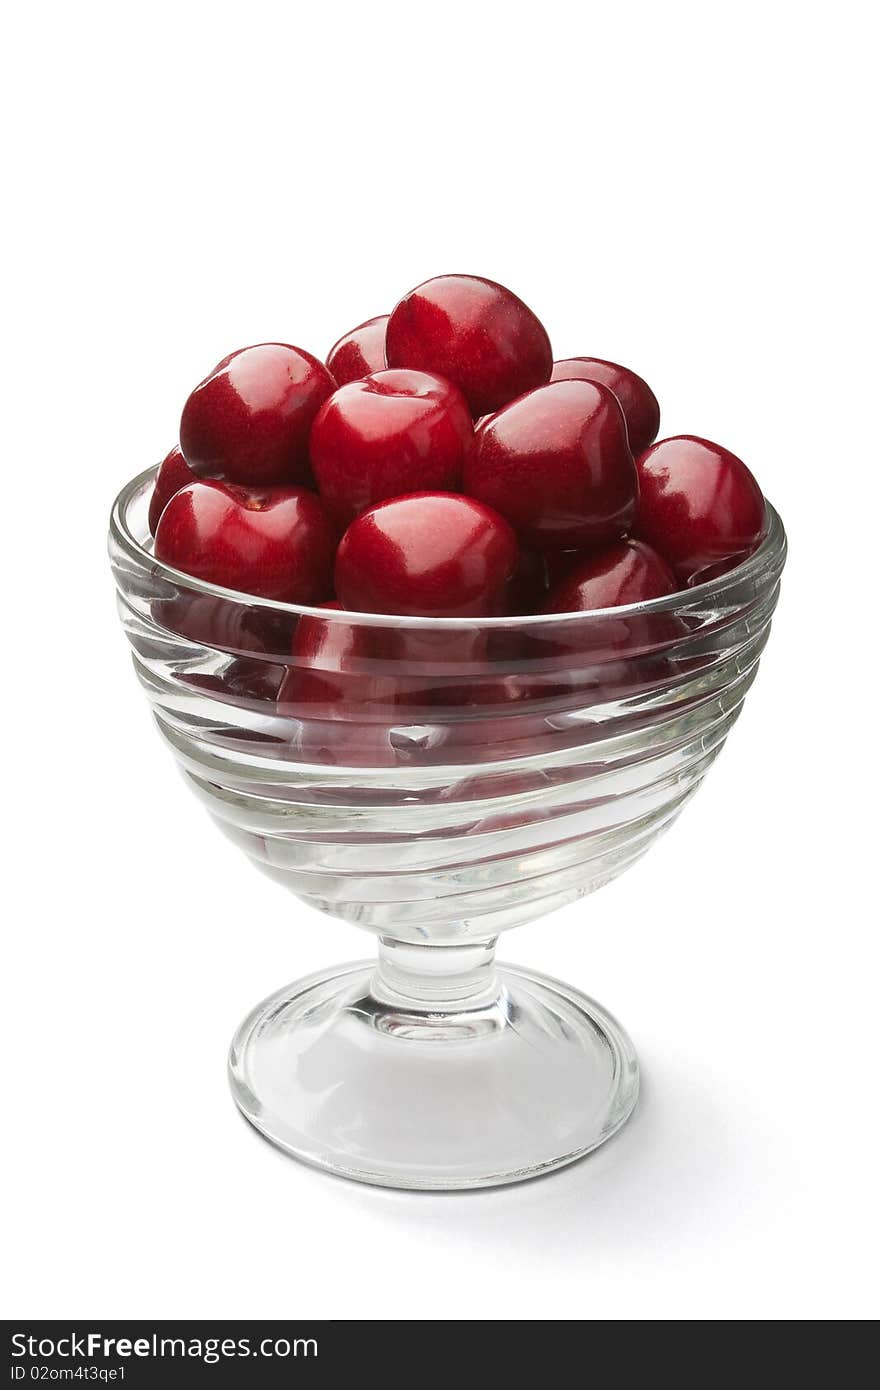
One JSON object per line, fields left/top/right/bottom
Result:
{"left": 182, "top": 657, "right": 286, "bottom": 704}
{"left": 180, "top": 343, "right": 335, "bottom": 487}
{"left": 148, "top": 445, "right": 196, "bottom": 534}
{"left": 429, "top": 666, "right": 574, "bottom": 772}
{"left": 385, "top": 274, "right": 552, "bottom": 416}
{"left": 540, "top": 541, "right": 683, "bottom": 680}
{"left": 224, "top": 657, "right": 286, "bottom": 702}
{"left": 543, "top": 539, "right": 678, "bottom": 613}
{"left": 464, "top": 379, "right": 637, "bottom": 551}
{"left": 326, "top": 315, "right": 388, "bottom": 385}
{"left": 431, "top": 668, "right": 552, "bottom": 710}
{"left": 277, "top": 603, "right": 432, "bottom": 768}
{"left": 154, "top": 480, "right": 335, "bottom": 603}
{"left": 334, "top": 492, "right": 518, "bottom": 618}
{"left": 550, "top": 357, "right": 660, "bottom": 457}
{"left": 635, "top": 435, "right": 765, "bottom": 584}
{"left": 278, "top": 602, "right": 423, "bottom": 711}
{"left": 279, "top": 602, "right": 372, "bottom": 708}
{"left": 310, "top": 369, "right": 473, "bottom": 527}
{"left": 152, "top": 591, "right": 298, "bottom": 658}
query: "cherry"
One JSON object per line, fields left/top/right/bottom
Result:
{"left": 223, "top": 657, "right": 286, "bottom": 702}
{"left": 550, "top": 357, "right": 660, "bottom": 457}
{"left": 277, "top": 603, "right": 434, "bottom": 768}
{"left": 431, "top": 664, "right": 563, "bottom": 712}
{"left": 179, "top": 343, "right": 335, "bottom": 487}
{"left": 310, "top": 369, "right": 473, "bottom": 527}
{"left": 152, "top": 590, "right": 298, "bottom": 659}
{"left": 635, "top": 435, "right": 765, "bottom": 584}
{"left": 278, "top": 603, "right": 425, "bottom": 712}
{"left": 335, "top": 492, "right": 517, "bottom": 618}
{"left": 278, "top": 603, "right": 373, "bottom": 709}
{"left": 385, "top": 274, "right": 552, "bottom": 416}
{"left": 540, "top": 541, "right": 682, "bottom": 681}
{"left": 464, "top": 379, "right": 637, "bottom": 551}
{"left": 326, "top": 315, "right": 388, "bottom": 385}
{"left": 182, "top": 657, "right": 286, "bottom": 704}
{"left": 148, "top": 445, "right": 196, "bottom": 534}
{"left": 543, "top": 539, "right": 678, "bottom": 612}
{"left": 428, "top": 665, "right": 577, "bottom": 774}
{"left": 154, "top": 480, "right": 335, "bottom": 603}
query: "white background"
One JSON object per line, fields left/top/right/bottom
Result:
{"left": 3, "top": 1, "right": 877, "bottom": 1322}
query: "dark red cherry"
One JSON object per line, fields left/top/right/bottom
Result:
{"left": 277, "top": 602, "right": 424, "bottom": 712}
{"left": 635, "top": 435, "right": 765, "bottom": 584}
{"left": 541, "top": 540, "right": 683, "bottom": 675}
{"left": 182, "top": 657, "right": 286, "bottom": 704}
{"left": 543, "top": 539, "right": 678, "bottom": 613}
{"left": 429, "top": 670, "right": 575, "bottom": 772}
{"left": 223, "top": 656, "right": 286, "bottom": 702}
{"left": 180, "top": 343, "right": 335, "bottom": 487}
{"left": 278, "top": 602, "right": 372, "bottom": 708}
{"left": 385, "top": 274, "right": 552, "bottom": 416}
{"left": 550, "top": 357, "right": 660, "bottom": 457}
{"left": 431, "top": 669, "right": 545, "bottom": 711}
{"left": 151, "top": 591, "right": 298, "bottom": 659}
{"left": 154, "top": 480, "right": 335, "bottom": 603}
{"left": 310, "top": 369, "right": 472, "bottom": 527}
{"left": 335, "top": 492, "right": 518, "bottom": 618}
{"left": 148, "top": 445, "right": 196, "bottom": 534}
{"left": 278, "top": 600, "right": 375, "bottom": 711}
{"left": 326, "top": 315, "right": 388, "bottom": 385}
{"left": 464, "top": 379, "right": 637, "bottom": 551}
{"left": 277, "top": 603, "right": 433, "bottom": 767}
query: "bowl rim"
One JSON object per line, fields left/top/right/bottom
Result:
{"left": 110, "top": 466, "right": 786, "bottom": 630}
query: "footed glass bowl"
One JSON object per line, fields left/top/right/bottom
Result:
{"left": 109, "top": 470, "right": 785, "bottom": 1189}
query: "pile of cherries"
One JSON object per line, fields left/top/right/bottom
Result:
{"left": 149, "top": 273, "right": 766, "bottom": 712}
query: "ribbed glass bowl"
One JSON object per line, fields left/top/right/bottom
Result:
{"left": 109, "top": 468, "right": 786, "bottom": 1188}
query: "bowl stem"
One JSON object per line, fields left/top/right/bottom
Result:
{"left": 371, "top": 936, "right": 500, "bottom": 1014}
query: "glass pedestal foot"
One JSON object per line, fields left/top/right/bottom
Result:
{"left": 229, "top": 941, "right": 639, "bottom": 1190}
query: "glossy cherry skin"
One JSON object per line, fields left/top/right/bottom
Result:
{"left": 464, "top": 379, "right": 638, "bottom": 551}
{"left": 550, "top": 357, "right": 660, "bottom": 458}
{"left": 635, "top": 435, "right": 765, "bottom": 584}
{"left": 154, "top": 480, "right": 335, "bottom": 603}
{"left": 182, "top": 657, "right": 287, "bottom": 704}
{"left": 180, "top": 344, "right": 336, "bottom": 487}
{"left": 335, "top": 492, "right": 518, "bottom": 618}
{"left": 152, "top": 589, "right": 299, "bottom": 659}
{"left": 543, "top": 539, "right": 678, "bottom": 613}
{"left": 538, "top": 540, "right": 682, "bottom": 678}
{"left": 326, "top": 315, "right": 388, "bottom": 385}
{"left": 148, "top": 445, "right": 196, "bottom": 534}
{"left": 431, "top": 668, "right": 547, "bottom": 712}
{"left": 310, "top": 369, "right": 473, "bottom": 527}
{"left": 279, "top": 603, "right": 372, "bottom": 707}
{"left": 278, "top": 602, "right": 424, "bottom": 710}
{"left": 277, "top": 603, "right": 432, "bottom": 767}
{"left": 385, "top": 274, "right": 552, "bottom": 417}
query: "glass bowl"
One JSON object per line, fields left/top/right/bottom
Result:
{"left": 109, "top": 469, "right": 786, "bottom": 1189}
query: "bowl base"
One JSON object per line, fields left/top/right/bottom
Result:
{"left": 228, "top": 961, "right": 639, "bottom": 1190}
